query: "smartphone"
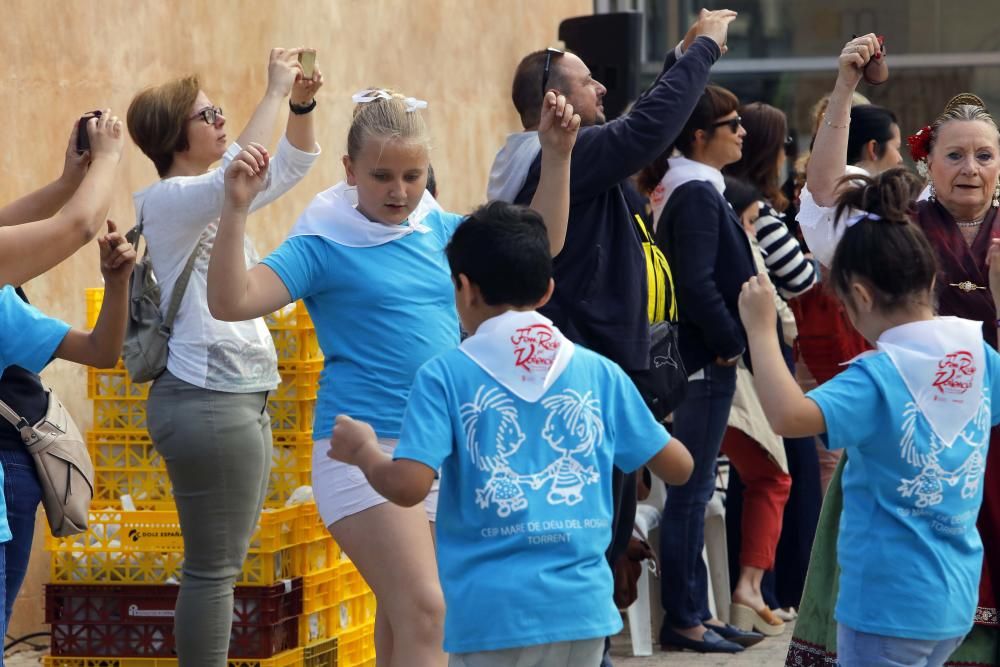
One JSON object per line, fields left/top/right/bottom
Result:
{"left": 76, "top": 110, "right": 103, "bottom": 154}
{"left": 298, "top": 51, "right": 316, "bottom": 80}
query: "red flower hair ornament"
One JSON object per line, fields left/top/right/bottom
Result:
{"left": 907, "top": 125, "right": 932, "bottom": 177}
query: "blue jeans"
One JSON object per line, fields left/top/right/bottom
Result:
{"left": 837, "top": 624, "right": 964, "bottom": 666}
{"left": 660, "top": 362, "right": 737, "bottom": 629}
{"left": 0, "top": 448, "right": 43, "bottom": 635}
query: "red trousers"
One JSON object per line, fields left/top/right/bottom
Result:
{"left": 721, "top": 427, "right": 792, "bottom": 570}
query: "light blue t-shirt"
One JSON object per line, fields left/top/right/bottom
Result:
{"left": 262, "top": 209, "right": 463, "bottom": 439}
{"left": 0, "top": 285, "right": 72, "bottom": 543}
{"left": 808, "top": 345, "right": 1000, "bottom": 640}
{"left": 394, "top": 345, "right": 671, "bottom": 653}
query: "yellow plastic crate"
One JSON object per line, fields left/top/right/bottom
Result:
{"left": 88, "top": 368, "right": 151, "bottom": 400}
{"left": 301, "top": 567, "right": 338, "bottom": 615}
{"left": 49, "top": 536, "right": 335, "bottom": 587}
{"left": 336, "top": 590, "right": 377, "bottom": 634}
{"left": 271, "top": 365, "right": 322, "bottom": 402}
{"left": 303, "top": 636, "right": 337, "bottom": 667}
{"left": 44, "top": 647, "right": 305, "bottom": 667}
{"left": 93, "top": 400, "right": 147, "bottom": 431}
{"left": 85, "top": 287, "right": 104, "bottom": 330}
{"left": 265, "top": 300, "right": 314, "bottom": 330}
{"left": 48, "top": 505, "right": 311, "bottom": 553}
{"left": 268, "top": 399, "right": 316, "bottom": 434}
{"left": 88, "top": 430, "right": 313, "bottom": 510}
{"left": 336, "top": 561, "right": 369, "bottom": 600}
{"left": 336, "top": 622, "right": 375, "bottom": 667}
{"left": 272, "top": 328, "right": 323, "bottom": 367}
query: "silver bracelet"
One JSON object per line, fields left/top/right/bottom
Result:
{"left": 823, "top": 113, "right": 850, "bottom": 129}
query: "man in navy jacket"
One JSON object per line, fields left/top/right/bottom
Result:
{"left": 485, "top": 11, "right": 738, "bottom": 663}
{"left": 487, "top": 10, "right": 735, "bottom": 375}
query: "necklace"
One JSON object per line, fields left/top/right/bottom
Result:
{"left": 955, "top": 216, "right": 985, "bottom": 228}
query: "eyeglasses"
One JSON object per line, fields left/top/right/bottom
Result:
{"left": 540, "top": 47, "right": 565, "bottom": 97}
{"left": 711, "top": 115, "right": 742, "bottom": 133}
{"left": 189, "top": 106, "right": 223, "bottom": 125}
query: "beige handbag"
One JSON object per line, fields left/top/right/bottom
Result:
{"left": 0, "top": 389, "right": 93, "bottom": 537}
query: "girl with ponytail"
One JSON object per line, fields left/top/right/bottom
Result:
{"left": 740, "top": 167, "right": 1000, "bottom": 666}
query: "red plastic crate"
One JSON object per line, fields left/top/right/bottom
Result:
{"left": 46, "top": 581, "right": 302, "bottom": 658}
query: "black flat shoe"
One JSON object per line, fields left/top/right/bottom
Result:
{"left": 659, "top": 626, "right": 744, "bottom": 653}
{"left": 706, "top": 622, "right": 766, "bottom": 648}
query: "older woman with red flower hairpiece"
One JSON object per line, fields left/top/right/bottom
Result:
{"left": 785, "top": 33, "right": 1000, "bottom": 667}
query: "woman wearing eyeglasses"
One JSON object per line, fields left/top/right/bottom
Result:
{"left": 125, "top": 48, "right": 321, "bottom": 666}
{"left": 636, "top": 84, "right": 763, "bottom": 653}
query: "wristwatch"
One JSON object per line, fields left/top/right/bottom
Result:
{"left": 289, "top": 98, "right": 317, "bottom": 115}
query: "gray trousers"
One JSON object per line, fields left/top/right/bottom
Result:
{"left": 449, "top": 638, "right": 605, "bottom": 667}
{"left": 147, "top": 371, "right": 272, "bottom": 667}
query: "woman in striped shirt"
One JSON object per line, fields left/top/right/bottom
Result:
{"left": 722, "top": 102, "right": 822, "bottom": 633}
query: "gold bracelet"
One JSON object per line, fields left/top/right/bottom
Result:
{"left": 823, "top": 113, "right": 850, "bottom": 129}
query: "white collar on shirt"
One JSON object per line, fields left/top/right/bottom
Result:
{"left": 289, "top": 181, "right": 441, "bottom": 248}
{"left": 460, "top": 310, "right": 575, "bottom": 403}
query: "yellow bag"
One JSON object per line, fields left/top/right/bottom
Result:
{"left": 634, "top": 214, "right": 676, "bottom": 324}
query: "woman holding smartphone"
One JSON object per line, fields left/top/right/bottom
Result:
{"left": 125, "top": 48, "right": 322, "bottom": 666}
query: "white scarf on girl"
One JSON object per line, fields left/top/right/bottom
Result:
{"left": 289, "top": 181, "right": 441, "bottom": 247}
{"left": 876, "top": 317, "right": 986, "bottom": 446}
{"left": 461, "top": 310, "right": 575, "bottom": 403}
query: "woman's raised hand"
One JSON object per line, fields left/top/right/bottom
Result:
{"left": 837, "top": 33, "right": 881, "bottom": 88}
{"left": 291, "top": 49, "right": 324, "bottom": 106}
{"left": 266, "top": 48, "right": 307, "bottom": 98}
{"left": 224, "top": 143, "right": 269, "bottom": 210}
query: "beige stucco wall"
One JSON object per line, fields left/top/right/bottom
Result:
{"left": 3, "top": 0, "right": 589, "bottom": 640}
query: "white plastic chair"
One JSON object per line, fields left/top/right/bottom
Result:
{"left": 625, "top": 480, "right": 730, "bottom": 656}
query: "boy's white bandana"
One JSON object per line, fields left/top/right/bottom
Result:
{"left": 461, "top": 311, "right": 575, "bottom": 403}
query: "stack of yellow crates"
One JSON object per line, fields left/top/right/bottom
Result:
{"left": 42, "top": 290, "right": 377, "bottom": 667}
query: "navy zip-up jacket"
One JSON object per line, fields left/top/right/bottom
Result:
{"left": 512, "top": 37, "right": 721, "bottom": 371}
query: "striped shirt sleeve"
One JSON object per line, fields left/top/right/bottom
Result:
{"left": 753, "top": 207, "right": 818, "bottom": 299}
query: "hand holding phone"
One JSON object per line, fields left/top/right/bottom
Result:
{"left": 76, "top": 110, "right": 103, "bottom": 154}
{"left": 298, "top": 50, "right": 316, "bottom": 80}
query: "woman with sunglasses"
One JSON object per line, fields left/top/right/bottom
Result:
{"left": 124, "top": 48, "right": 322, "bottom": 666}
{"left": 637, "top": 84, "right": 763, "bottom": 653}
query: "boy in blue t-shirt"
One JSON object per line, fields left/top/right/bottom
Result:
{"left": 329, "top": 201, "right": 693, "bottom": 664}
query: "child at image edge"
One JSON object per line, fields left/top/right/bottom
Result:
{"left": 738, "top": 168, "right": 1000, "bottom": 666}
{"left": 328, "top": 201, "right": 694, "bottom": 666}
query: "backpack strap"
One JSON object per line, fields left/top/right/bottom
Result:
{"left": 127, "top": 196, "right": 200, "bottom": 333}
{"left": 163, "top": 244, "right": 200, "bottom": 332}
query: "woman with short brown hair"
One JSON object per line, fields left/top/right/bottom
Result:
{"left": 125, "top": 48, "right": 322, "bottom": 666}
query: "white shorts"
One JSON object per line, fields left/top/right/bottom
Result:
{"left": 312, "top": 437, "right": 439, "bottom": 526}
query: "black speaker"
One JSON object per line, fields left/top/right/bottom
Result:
{"left": 558, "top": 12, "right": 642, "bottom": 121}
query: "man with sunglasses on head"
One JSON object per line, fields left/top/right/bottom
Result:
{"left": 486, "top": 9, "right": 737, "bottom": 664}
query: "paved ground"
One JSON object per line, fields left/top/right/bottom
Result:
{"left": 611, "top": 619, "right": 793, "bottom": 666}
{"left": 5, "top": 621, "right": 793, "bottom": 665}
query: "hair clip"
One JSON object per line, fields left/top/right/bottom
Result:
{"left": 844, "top": 211, "right": 882, "bottom": 228}
{"left": 351, "top": 89, "right": 428, "bottom": 113}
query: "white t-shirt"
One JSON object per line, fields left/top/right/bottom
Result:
{"left": 134, "top": 136, "right": 320, "bottom": 392}
{"left": 796, "top": 164, "right": 869, "bottom": 268}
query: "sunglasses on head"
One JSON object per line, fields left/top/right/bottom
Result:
{"left": 189, "top": 106, "right": 223, "bottom": 125}
{"left": 541, "top": 47, "right": 565, "bottom": 97}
